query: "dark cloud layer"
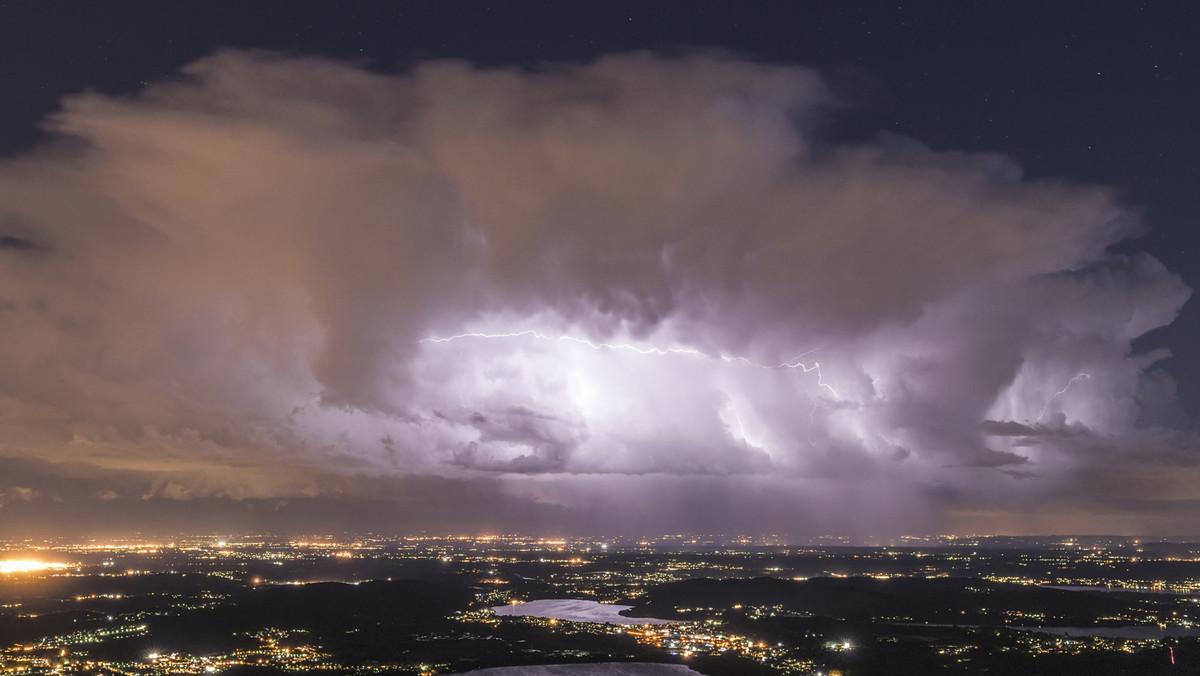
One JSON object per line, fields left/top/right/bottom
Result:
{"left": 0, "top": 51, "right": 1193, "bottom": 538}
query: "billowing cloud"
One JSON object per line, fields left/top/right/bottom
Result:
{"left": 0, "top": 50, "right": 1193, "bottom": 537}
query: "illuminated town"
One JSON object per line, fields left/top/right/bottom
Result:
{"left": 2, "top": 534, "right": 1197, "bottom": 675}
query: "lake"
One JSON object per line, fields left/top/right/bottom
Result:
{"left": 491, "top": 598, "right": 674, "bottom": 625}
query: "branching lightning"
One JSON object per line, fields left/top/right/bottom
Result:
{"left": 1035, "top": 373, "right": 1092, "bottom": 422}
{"left": 805, "top": 390, "right": 820, "bottom": 446}
{"left": 716, "top": 348, "right": 838, "bottom": 396}
{"left": 780, "top": 351, "right": 839, "bottom": 398}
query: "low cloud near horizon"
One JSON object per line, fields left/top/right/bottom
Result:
{"left": 0, "top": 50, "right": 1194, "bottom": 538}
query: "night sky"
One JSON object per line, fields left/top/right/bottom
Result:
{"left": 0, "top": 1, "right": 1197, "bottom": 540}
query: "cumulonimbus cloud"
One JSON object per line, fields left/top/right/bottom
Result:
{"left": 0, "top": 50, "right": 1192, "bottom": 535}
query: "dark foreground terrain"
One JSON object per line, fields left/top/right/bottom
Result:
{"left": 2, "top": 534, "right": 1198, "bottom": 675}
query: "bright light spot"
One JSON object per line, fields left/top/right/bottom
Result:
{"left": 0, "top": 559, "right": 70, "bottom": 574}
{"left": 842, "top": 640, "right": 853, "bottom": 650}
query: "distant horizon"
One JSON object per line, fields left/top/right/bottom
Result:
{"left": 6, "top": 531, "right": 1200, "bottom": 548}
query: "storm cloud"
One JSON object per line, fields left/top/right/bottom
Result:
{"left": 0, "top": 50, "right": 1192, "bottom": 537}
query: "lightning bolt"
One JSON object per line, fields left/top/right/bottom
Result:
{"left": 1035, "top": 373, "right": 1091, "bottom": 422}
{"left": 420, "top": 331, "right": 838, "bottom": 397}
{"left": 780, "top": 352, "right": 839, "bottom": 398}
{"left": 805, "top": 390, "right": 820, "bottom": 446}
{"left": 717, "top": 349, "right": 838, "bottom": 397}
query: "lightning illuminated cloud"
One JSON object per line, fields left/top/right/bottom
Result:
{"left": 0, "top": 50, "right": 1193, "bottom": 537}
{"left": 421, "top": 331, "right": 838, "bottom": 395}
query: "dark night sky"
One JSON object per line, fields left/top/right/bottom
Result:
{"left": 0, "top": 1, "right": 1197, "bottom": 539}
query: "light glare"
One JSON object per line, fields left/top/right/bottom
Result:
{"left": 0, "top": 559, "right": 70, "bottom": 574}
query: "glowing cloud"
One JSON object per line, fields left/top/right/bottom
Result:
{"left": 0, "top": 50, "right": 1191, "bottom": 536}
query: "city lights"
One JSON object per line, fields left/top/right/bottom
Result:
{"left": 0, "top": 559, "right": 69, "bottom": 574}
{"left": 1, "top": 533, "right": 1198, "bottom": 675}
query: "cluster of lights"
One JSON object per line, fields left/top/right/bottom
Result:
{"left": 0, "top": 559, "right": 70, "bottom": 574}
